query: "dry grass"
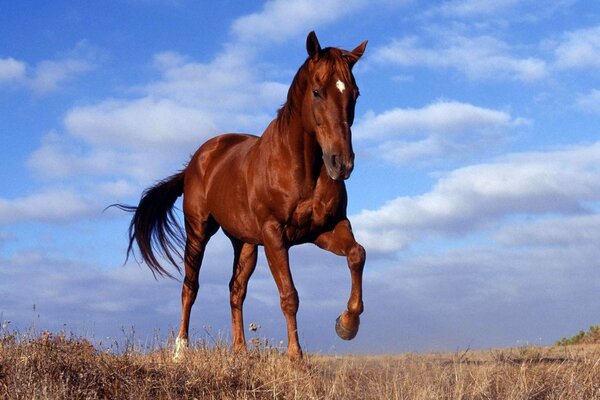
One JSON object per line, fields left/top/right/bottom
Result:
{"left": 2, "top": 330, "right": 600, "bottom": 399}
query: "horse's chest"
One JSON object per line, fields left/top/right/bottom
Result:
{"left": 287, "top": 194, "right": 340, "bottom": 240}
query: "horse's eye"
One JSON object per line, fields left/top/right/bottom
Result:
{"left": 312, "top": 89, "right": 321, "bottom": 98}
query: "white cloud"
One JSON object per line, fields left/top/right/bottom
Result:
{"left": 26, "top": 132, "right": 160, "bottom": 184}
{"left": 0, "top": 42, "right": 99, "bottom": 94}
{"left": 576, "top": 89, "right": 600, "bottom": 113}
{"left": 352, "top": 141, "right": 600, "bottom": 253}
{"left": 231, "top": 0, "right": 370, "bottom": 43}
{"left": 93, "top": 179, "right": 137, "bottom": 198}
{"left": 28, "top": 45, "right": 289, "bottom": 185}
{"left": 0, "top": 57, "right": 26, "bottom": 84}
{"left": 496, "top": 214, "right": 600, "bottom": 247}
{"left": 65, "top": 98, "right": 218, "bottom": 150}
{"left": 144, "top": 49, "right": 288, "bottom": 121}
{"left": 376, "top": 137, "right": 444, "bottom": 165}
{"left": 432, "top": 0, "right": 522, "bottom": 17}
{"left": 373, "top": 34, "right": 547, "bottom": 81}
{"left": 65, "top": 46, "right": 289, "bottom": 152}
{"left": 0, "top": 189, "right": 98, "bottom": 224}
{"left": 430, "top": 0, "right": 574, "bottom": 19}
{"left": 354, "top": 101, "right": 525, "bottom": 164}
{"left": 356, "top": 101, "right": 517, "bottom": 140}
{"left": 27, "top": 133, "right": 125, "bottom": 179}
{"left": 29, "top": 58, "right": 93, "bottom": 94}
{"left": 554, "top": 25, "right": 600, "bottom": 69}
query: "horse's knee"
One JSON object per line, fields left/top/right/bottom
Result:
{"left": 280, "top": 290, "right": 299, "bottom": 315}
{"left": 348, "top": 243, "right": 365, "bottom": 271}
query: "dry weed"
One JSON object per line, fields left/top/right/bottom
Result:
{"left": 1, "top": 331, "right": 600, "bottom": 399}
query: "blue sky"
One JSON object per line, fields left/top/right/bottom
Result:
{"left": 2, "top": 0, "right": 600, "bottom": 354}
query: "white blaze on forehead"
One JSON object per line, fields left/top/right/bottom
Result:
{"left": 336, "top": 80, "right": 346, "bottom": 93}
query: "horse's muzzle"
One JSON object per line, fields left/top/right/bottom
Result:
{"left": 323, "top": 153, "right": 354, "bottom": 181}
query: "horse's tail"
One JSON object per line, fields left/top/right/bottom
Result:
{"left": 113, "top": 171, "right": 186, "bottom": 279}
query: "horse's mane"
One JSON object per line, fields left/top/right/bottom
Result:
{"left": 276, "top": 47, "right": 353, "bottom": 127}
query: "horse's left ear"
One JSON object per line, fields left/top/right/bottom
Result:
{"left": 306, "top": 31, "right": 322, "bottom": 60}
{"left": 347, "top": 40, "right": 368, "bottom": 67}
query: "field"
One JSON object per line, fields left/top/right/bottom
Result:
{"left": 1, "top": 330, "right": 600, "bottom": 399}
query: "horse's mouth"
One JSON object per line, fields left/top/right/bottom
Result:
{"left": 323, "top": 153, "right": 354, "bottom": 181}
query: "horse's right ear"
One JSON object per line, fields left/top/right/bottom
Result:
{"left": 306, "top": 31, "right": 321, "bottom": 60}
{"left": 346, "top": 40, "right": 368, "bottom": 68}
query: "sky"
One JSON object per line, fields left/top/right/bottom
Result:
{"left": 2, "top": 0, "right": 600, "bottom": 355}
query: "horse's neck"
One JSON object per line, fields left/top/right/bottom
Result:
{"left": 261, "top": 115, "right": 322, "bottom": 183}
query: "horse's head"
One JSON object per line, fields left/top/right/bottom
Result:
{"left": 301, "top": 31, "right": 367, "bottom": 181}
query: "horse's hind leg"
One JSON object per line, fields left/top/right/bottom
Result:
{"left": 314, "top": 219, "right": 366, "bottom": 341}
{"left": 228, "top": 239, "right": 258, "bottom": 353}
{"left": 174, "top": 215, "right": 218, "bottom": 360}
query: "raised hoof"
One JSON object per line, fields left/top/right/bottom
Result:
{"left": 173, "top": 337, "right": 188, "bottom": 362}
{"left": 335, "top": 313, "right": 359, "bottom": 340}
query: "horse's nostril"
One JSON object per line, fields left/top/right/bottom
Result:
{"left": 323, "top": 153, "right": 353, "bottom": 180}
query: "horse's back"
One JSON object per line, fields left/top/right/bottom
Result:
{"left": 187, "top": 132, "right": 257, "bottom": 178}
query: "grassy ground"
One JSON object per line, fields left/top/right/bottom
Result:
{"left": 2, "top": 330, "right": 600, "bottom": 399}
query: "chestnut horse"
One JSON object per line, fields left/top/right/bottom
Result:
{"left": 118, "top": 32, "right": 367, "bottom": 360}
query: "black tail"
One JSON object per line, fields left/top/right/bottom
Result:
{"left": 112, "top": 171, "right": 185, "bottom": 278}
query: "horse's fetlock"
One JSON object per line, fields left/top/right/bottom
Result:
{"left": 348, "top": 300, "right": 364, "bottom": 315}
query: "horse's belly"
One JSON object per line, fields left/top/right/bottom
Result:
{"left": 209, "top": 190, "right": 262, "bottom": 244}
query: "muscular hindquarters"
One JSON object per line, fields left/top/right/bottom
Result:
{"left": 184, "top": 134, "right": 262, "bottom": 243}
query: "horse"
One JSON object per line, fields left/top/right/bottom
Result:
{"left": 116, "top": 31, "right": 367, "bottom": 360}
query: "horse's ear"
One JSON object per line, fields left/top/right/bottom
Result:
{"left": 306, "top": 31, "right": 322, "bottom": 60}
{"left": 347, "top": 40, "right": 368, "bottom": 67}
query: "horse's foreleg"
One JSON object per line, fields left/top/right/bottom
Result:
{"left": 315, "top": 219, "right": 366, "bottom": 340}
{"left": 229, "top": 241, "right": 258, "bottom": 353}
{"left": 263, "top": 223, "right": 302, "bottom": 360}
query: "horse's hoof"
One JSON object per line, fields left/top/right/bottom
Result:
{"left": 173, "top": 337, "right": 188, "bottom": 362}
{"left": 335, "top": 313, "right": 359, "bottom": 340}
{"left": 288, "top": 348, "right": 303, "bottom": 362}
